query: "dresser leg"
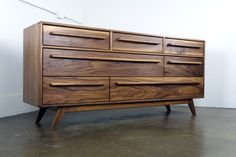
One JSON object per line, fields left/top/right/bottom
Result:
{"left": 165, "top": 105, "right": 171, "bottom": 112}
{"left": 35, "top": 107, "right": 47, "bottom": 123}
{"left": 51, "top": 108, "right": 66, "bottom": 130}
{"left": 188, "top": 99, "right": 196, "bottom": 115}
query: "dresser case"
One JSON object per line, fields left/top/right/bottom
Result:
{"left": 23, "top": 22, "right": 205, "bottom": 129}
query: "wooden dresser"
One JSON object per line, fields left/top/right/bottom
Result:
{"left": 23, "top": 21, "right": 205, "bottom": 129}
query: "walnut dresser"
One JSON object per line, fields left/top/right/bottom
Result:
{"left": 23, "top": 21, "right": 205, "bottom": 129}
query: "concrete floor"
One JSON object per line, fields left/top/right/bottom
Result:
{"left": 0, "top": 106, "right": 236, "bottom": 157}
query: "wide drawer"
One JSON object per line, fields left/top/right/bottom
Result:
{"left": 43, "top": 25, "right": 110, "bottom": 50}
{"left": 110, "top": 77, "right": 204, "bottom": 101}
{"left": 112, "top": 32, "right": 163, "bottom": 53}
{"left": 43, "top": 77, "right": 109, "bottom": 105}
{"left": 164, "top": 56, "right": 204, "bottom": 76}
{"left": 43, "top": 49, "right": 164, "bottom": 76}
{"left": 164, "top": 38, "right": 204, "bottom": 56}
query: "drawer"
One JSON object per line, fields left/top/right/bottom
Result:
{"left": 112, "top": 32, "right": 162, "bottom": 53}
{"left": 43, "top": 25, "right": 110, "bottom": 50}
{"left": 43, "top": 49, "right": 164, "bottom": 76}
{"left": 164, "top": 56, "right": 204, "bottom": 76}
{"left": 164, "top": 38, "right": 204, "bottom": 56}
{"left": 110, "top": 77, "right": 204, "bottom": 101}
{"left": 43, "top": 77, "right": 109, "bottom": 105}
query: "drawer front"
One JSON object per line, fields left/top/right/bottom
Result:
{"left": 112, "top": 32, "right": 163, "bottom": 53}
{"left": 43, "top": 49, "right": 164, "bottom": 76}
{"left": 164, "top": 56, "right": 204, "bottom": 76}
{"left": 43, "top": 25, "right": 110, "bottom": 50}
{"left": 43, "top": 77, "right": 109, "bottom": 105}
{"left": 110, "top": 77, "right": 203, "bottom": 101}
{"left": 164, "top": 38, "right": 204, "bottom": 56}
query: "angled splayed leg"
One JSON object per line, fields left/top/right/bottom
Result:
{"left": 165, "top": 105, "right": 171, "bottom": 112}
{"left": 50, "top": 107, "right": 66, "bottom": 130}
{"left": 35, "top": 107, "right": 47, "bottom": 123}
{"left": 188, "top": 99, "right": 196, "bottom": 115}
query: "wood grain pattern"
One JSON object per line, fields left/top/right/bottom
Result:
{"left": 23, "top": 21, "right": 205, "bottom": 129}
{"left": 23, "top": 22, "right": 42, "bottom": 106}
{"left": 43, "top": 49, "right": 164, "bottom": 76}
{"left": 110, "top": 77, "right": 203, "bottom": 101}
{"left": 51, "top": 108, "right": 65, "bottom": 130}
{"left": 63, "top": 99, "right": 191, "bottom": 112}
{"left": 43, "top": 77, "right": 109, "bottom": 105}
{"left": 164, "top": 56, "right": 204, "bottom": 76}
{"left": 164, "top": 38, "right": 204, "bottom": 56}
{"left": 50, "top": 99, "right": 192, "bottom": 129}
{"left": 43, "top": 25, "right": 110, "bottom": 50}
{"left": 188, "top": 99, "right": 196, "bottom": 115}
{"left": 49, "top": 54, "right": 162, "bottom": 63}
{"left": 112, "top": 32, "right": 163, "bottom": 53}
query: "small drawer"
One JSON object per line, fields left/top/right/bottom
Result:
{"left": 110, "top": 77, "right": 203, "bottom": 102}
{"left": 164, "top": 56, "right": 204, "bottom": 76}
{"left": 112, "top": 32, "right": 163, "bottom": 53}
{"left": 43, "top": 49, "right": 164, "bottom": 77}
{"left": 43, "top": 25, "right": 110, "bottom": 50}
{"left": 164, "top": 38, "right": 204, "bottom": 56}
{"left": 43, "top": 77, "right": 109, "bottom": 105}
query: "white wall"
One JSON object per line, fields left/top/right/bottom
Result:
{"left": 82, "top": 0, "right": 236, "bottom": 108}
{"left": 0, "top": 0, "right": 84, "bottom": 118}
{"left": 0, "top": 0, "right": 236, "bottom": 118}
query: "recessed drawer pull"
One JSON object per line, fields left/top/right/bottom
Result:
{"left": 49, "top": 31, "right": 106, "bottom": 40}
{"left": 167, "top": 60, "right": 202, "bottom": 65}
{"left": 116, "top": 82, "right": 200, "bottom": 86}
{"left": 50, "top": 54, "right": 162, "bottom": 63}
{"left": 118, "top": 38, "right": 160, "bottom": 45}
{"left": 50, "top": 82, "right": 104, "bottom": 87}
{"left": 167, "top": 43, "right": 201, "bottom": 49}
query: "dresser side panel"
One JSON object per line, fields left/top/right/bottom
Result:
{"left": 23, "top": 22, "right": 42, "bottom": 106}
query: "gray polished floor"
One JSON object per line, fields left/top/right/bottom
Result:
{"left": 0, "top": 106, "right": 236, "bottom": 157}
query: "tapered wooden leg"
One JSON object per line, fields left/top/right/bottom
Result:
{"left": 50, "top": 108, "right": 65, "bottom": 130}
{"left": 165, "top": 105, "right": 171, "bottom": 112}
{"left": 35, "top": 107, "right": 47, "bottom": 123}
{"left": 188, "top": 99, "right": 196, "bottom": 115}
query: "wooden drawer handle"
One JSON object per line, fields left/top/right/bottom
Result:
{"left": 50, "top": 82, "right": 104, "bottom": 87}
{"left": 167, "top": 43, "right": 201, "bottom": 49}
{"left": 50, "top": 32, "right": 106, "bottom": 40}
{"left": 50, "top": 54, "right": 162, "bottom": 63}
{"left": 115, "top": 82, "right": 200, "bottom": 86}
{"left": 118, "top": 38, "right": 160, "bottom": 45}
{"left": 167, "top": 60, "right": 202, "bottom": 65}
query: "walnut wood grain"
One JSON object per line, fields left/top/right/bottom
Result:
{"left": 43, "top": 77, "right": 109, "bottom": 105}
{"left": 164, "top": 56, "right": 204, "bottom": 76}
{"left": 110, "top": 77, "right": 204, "bottom": 102}
{"left": 23, "top": 21, "right": 205, "bottom": 129}
{"left": 51, "top": 108, "right": 65, "bottom": 130}
{"left": 23, "top": 22, "right": 42, "bottom": 106}
{"left": 64, "top": 99, "right": 191, "bottom": 112}
{"left": 164, "top": 38, "right": 204, "bottom": 56}
{"left": 43, "top": 49, "right": 164, "bottom": 77}
{"left": 188, "top": 99, "right": 196, "bottom": 115}
{"left": 113, "top": 32, "right": 163, "bottom": 53}
{"left": 43, "top": 25, "right": 110, "bottom": 50}
{"left": 49, "top": 99, "right": 192, "bottom": 129}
